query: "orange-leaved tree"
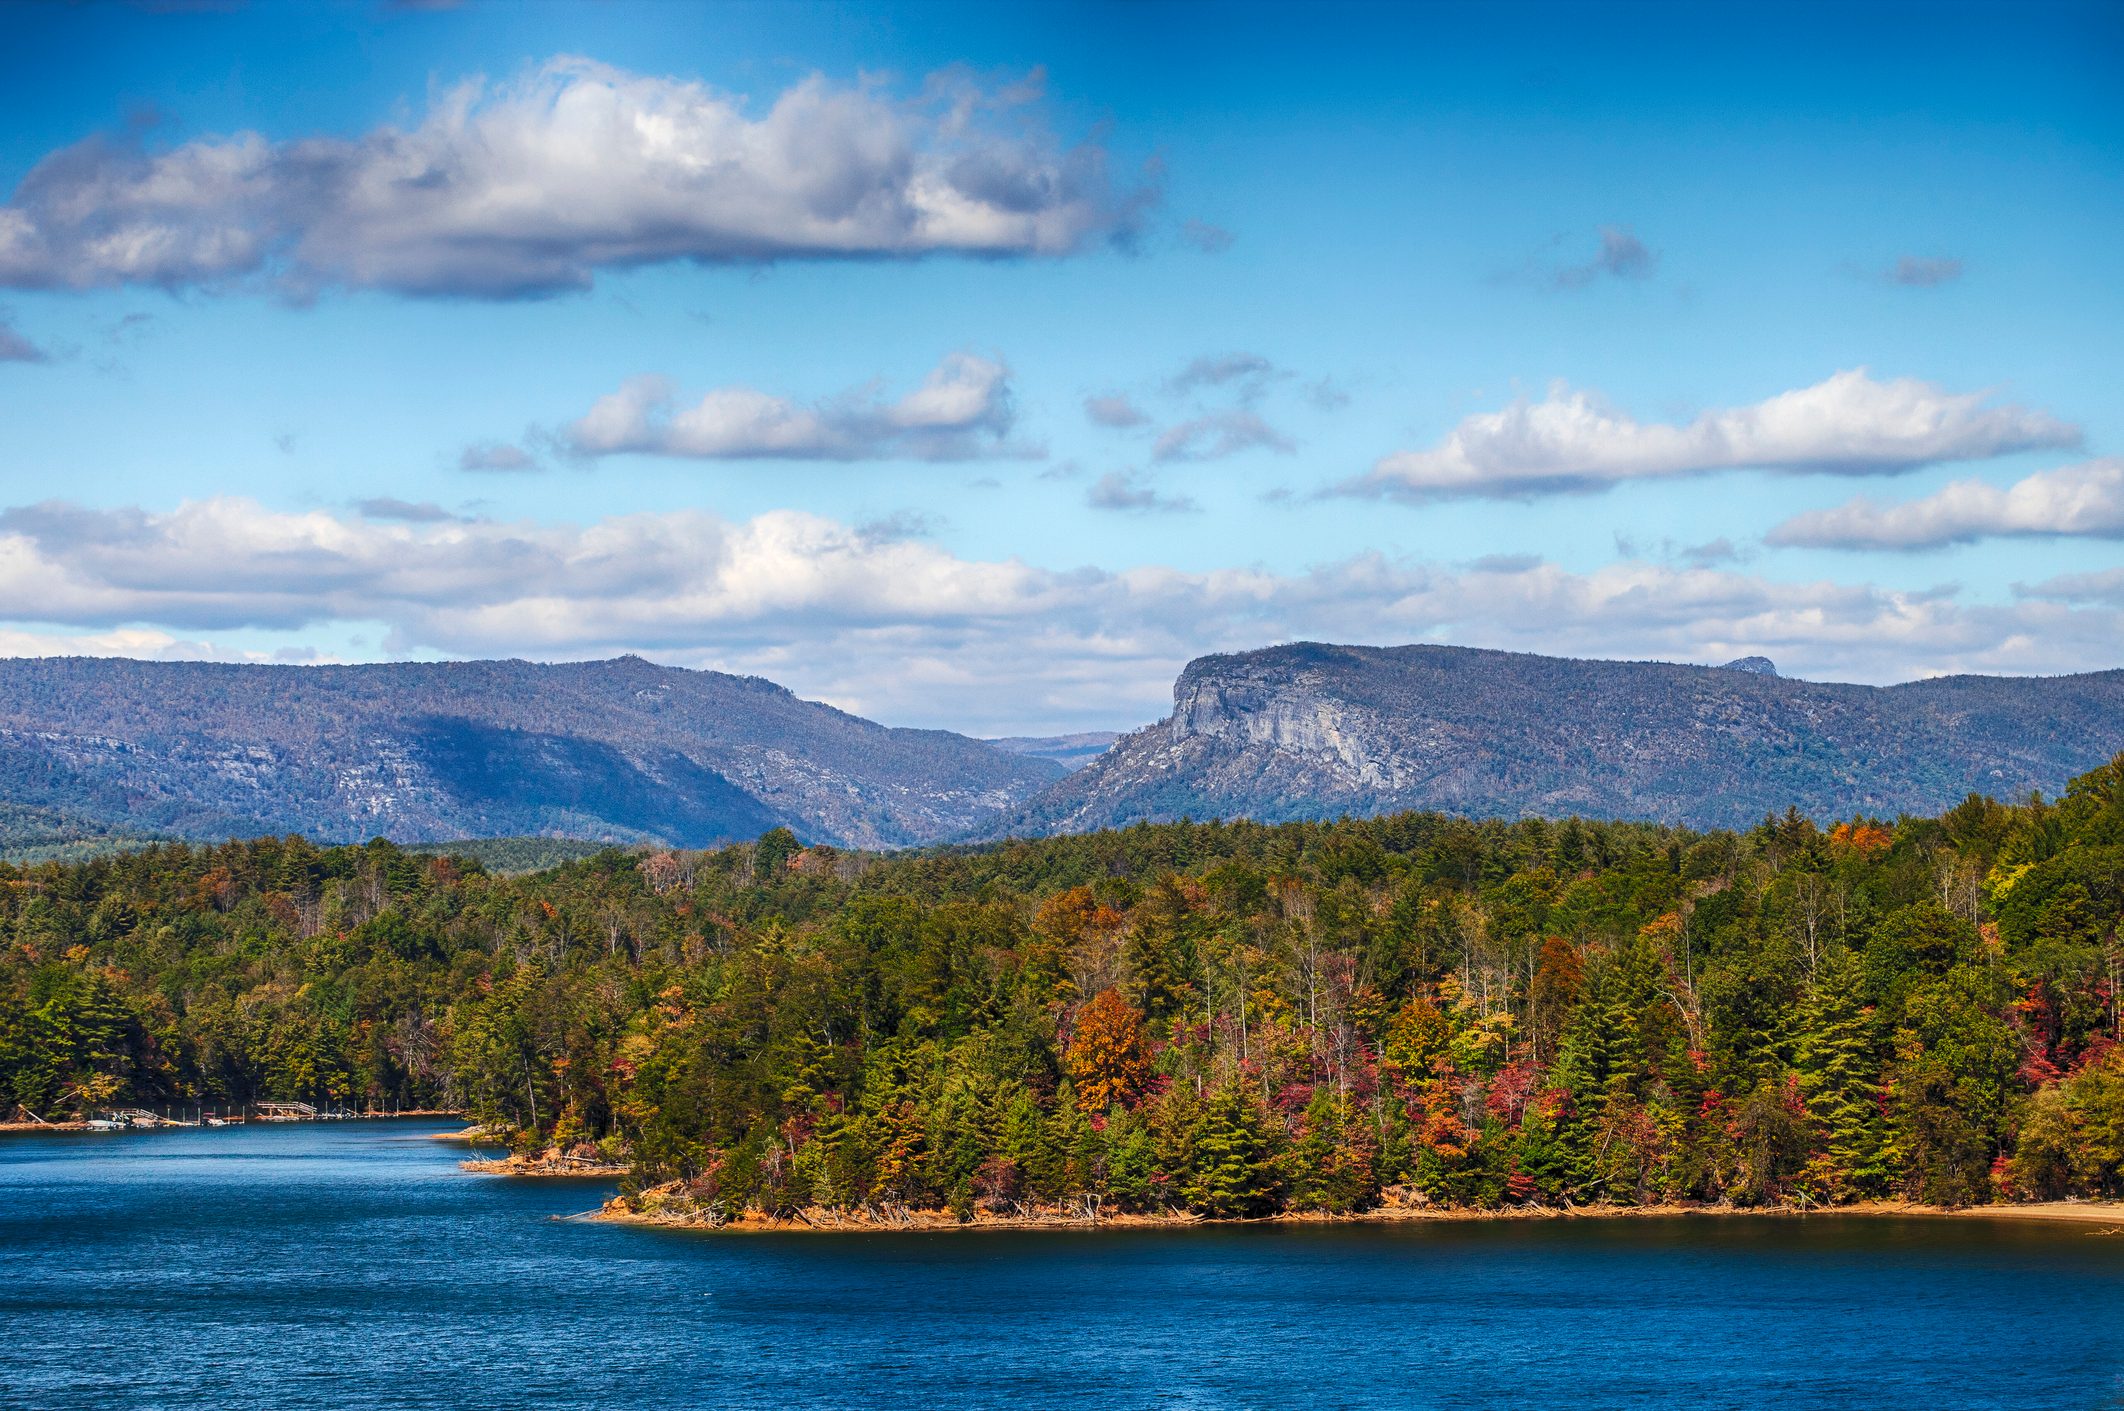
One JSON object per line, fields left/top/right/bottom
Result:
{"left": 1065, "top": 988, "right": 1153, "bottom": 1114}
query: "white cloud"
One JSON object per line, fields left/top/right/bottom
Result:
{"left": 560, "top": 352, "right": 1022, "bottom": 462}
{"left": 0, "top": 625, "right": 274, "bottom": 662}
{"left": 1347, "top": 369, "right": 2079, "bottom": 502}
{"left": 1, "top": 497, "right": 2118, "bottom": 733}
{"left": 0, "top": 57, "right": 1144, "bottom": 299}
{"left": 1769, "top": 459, "right": 2124, "bottom": 550}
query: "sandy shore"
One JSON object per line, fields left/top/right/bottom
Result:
{"left": 1827, "top": 1199, "right": 2124, "bottom": 1226}
{"left": 589, "top": 1189, "right": 2124, "bottom": 1235}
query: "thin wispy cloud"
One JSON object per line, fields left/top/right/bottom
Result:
{"left": 354, "top": 497, "right": 462, "bottom": 523}
{"left": 1179, "top": 218, "right": 1234, "bottom": 253}
{"left": 2019, "top": 567, "right": 2124, "bottom": 608}
{"left": 0, "top": 57, "right": 1148, "bottom": 299}
{"left": 1344, "top": 369, "right": 2078, "bottom": 501}
{"left": 459, "top": 442, "right": 538, "bottom": 472}
{"left": 1554, "top": 225, "right": 1657, "bottom": 289}
{"left": 853, "top": 509, "right": 941, "bottom": 543}
{"left": 0, "top": 318, "right": 49, "bottom": 362}
{"left": 1167, "top": 351, "right": 1277, "bottom": 399}
{"left": 1075, "top": 351, "right": 1308, "bottom": 462}
{"left": 1084, "top": 393, "right": 1149, "bottom": 428}
{"left": 1304, "top": 377, "right": 1351, "bottom": 412}
{"left": 561, "top": 353, "right": 1025, "bottom": 462}
{"left": 1769, "top": 458, "right": 2124, "bottom": 550}
{"left": 1087, "top": 471, "right": 1198, "bottom": 513}
{"left": 1152, "top": 410, "right": 1294, "bottom": 462}
{"left": 1617, "top": 533, "right": 1746, "bottom": 568}
{"left": 1888, "top": 255, "right": 1963, "bottom": 288}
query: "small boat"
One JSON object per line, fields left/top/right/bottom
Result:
{"left": 84, "top": 1118, "right": 127, "bottom": 1132}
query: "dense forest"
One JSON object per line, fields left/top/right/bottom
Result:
{"left": 5, "top": 755, "right": 2122, "bottom": 1220}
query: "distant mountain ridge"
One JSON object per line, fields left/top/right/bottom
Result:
{"left": 0, "top": 656, "right": 1061, "bottom": 852}
{"left": 993, "top": 642, "right": 2124, "bottom": 835}
{"left": 984, "top": 731, "right": 1121, "bottom": 771}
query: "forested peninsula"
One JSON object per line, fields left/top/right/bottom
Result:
{"left": 6, "top": 755, "right": 2123, "bottom": 1227}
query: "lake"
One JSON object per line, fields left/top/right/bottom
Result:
{"left": 2, "top": 1120, "right": 2120, "bottom": 1410}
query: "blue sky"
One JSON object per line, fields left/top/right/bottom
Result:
{"left": 0, "top": 0, "right": 2119, "bottom": 733}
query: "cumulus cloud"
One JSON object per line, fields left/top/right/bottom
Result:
{"left": 1084, "top": 393, "right": 1149, "bottom": 428}
{"left": 1555, "top": 226, "right": 1657, "bottom": 289}
{"left": 1087, "top": 471, "right": 1198, "bottom": 514}
{"left": 1769, "top": 459, "right": 2124, "bottom": 550}
{"left": 459, "top": 441, "right": 537, "bottom": 472}
{"left": 560, "top": 352, "right": 1022, "bottom": 462}
{"left": 0, "top": 318, "right": 48, "bottom": 363}
{"left": 1153, "top": 410, "right": 1294, "bottom": 462}
{"left": 0, "top": 625, "right": 281, "bottom": 663}
{"left": 0, "top": 57, "right": 1145, "bottom": 299}
{"left": 1, "top": 496, "right": 2119, "bottom": 732}
{"left": 1345, "top": 369, "right": 2079, "bottom": 502}
{"left": 1889, "top": 256, "right": 1963, "bottom": 288}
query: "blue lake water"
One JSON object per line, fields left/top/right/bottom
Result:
{"left": 2, "top": 1120, "right": 2121, "bottom": 1410}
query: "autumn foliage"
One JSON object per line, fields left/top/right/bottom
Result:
{"left": 6, "top": 751, "right": 2124, "bottom": 1222}
{"left": 1065, "top": 988, "right": 1153, "bottom": 1113}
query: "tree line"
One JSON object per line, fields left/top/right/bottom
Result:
{"left": 4, "top": 755, "right": 2121, "bottom": 1217}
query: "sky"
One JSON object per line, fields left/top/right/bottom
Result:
{"left": 0, "top": 0, "right": 2119, "bottom": 735}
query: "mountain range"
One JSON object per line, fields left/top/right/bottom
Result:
{"left": 4, "top": 644, "right": 2122, "bottom": 860}
{"left": 992, "top": 642, "right": 2124, "bottom": 835}
{"left": 0, "top": 655, "right": 1060, "bottom": 853}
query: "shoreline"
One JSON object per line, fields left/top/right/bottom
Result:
{"left": 460, "top": 1150, "right": 631, "bottom": 1178}
{"left": 587, "top": 1189, "right": 2124, "bottom": 1235}
{"left": 3, "top": 1111, "right": 465, "bottom": 1137}
{"left": 0, "top": 1120, "right": 89, "bottom": 1134}
{"left": 581, "top": 1190, "right": 2124, "bottom": 1232}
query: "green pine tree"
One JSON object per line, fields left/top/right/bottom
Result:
{"left": 1182, "top": 1083, "right": 1280, "bottom": 1218}
{"left": 1793, "top": 951, "right": 1889, "bottom": 1198}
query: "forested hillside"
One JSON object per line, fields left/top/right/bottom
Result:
{"left": 5, "top": 758, "right": 2122, "bottom": 1217}
{"left": 0, "top": 655, "right": 1060, "bottom": 853}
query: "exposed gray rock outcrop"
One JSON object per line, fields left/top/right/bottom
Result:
{"left": 992, "top": 643, "right": 2124, "bottom": 835}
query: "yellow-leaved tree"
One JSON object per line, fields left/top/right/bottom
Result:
{"left": 1065, "top": 988, "right": 1153, "bottom": 1114}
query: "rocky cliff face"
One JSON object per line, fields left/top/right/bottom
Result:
{"left": 994, "top": 642, "right": 2124, "bottom": 835}
{"left": 0, "top": 656, "right": 1061, "bottom": 851}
